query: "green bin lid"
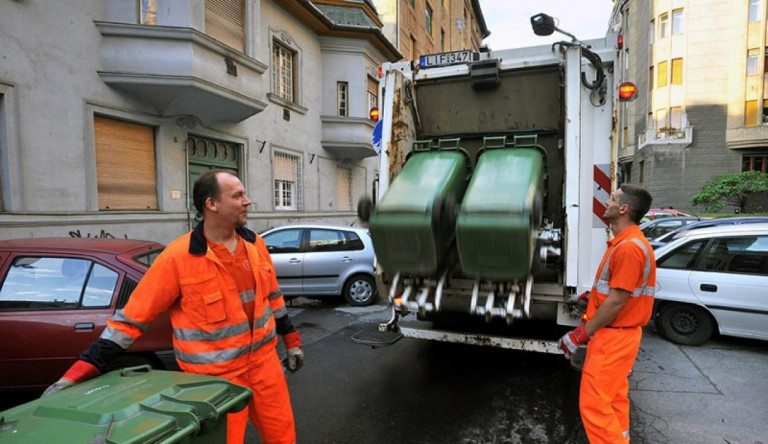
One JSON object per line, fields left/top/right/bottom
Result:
{"left": 0, "top": 366, "right": 252, "bottom": 444}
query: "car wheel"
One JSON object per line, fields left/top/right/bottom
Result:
{"left": 657, "top": 303, "right": 715, "bottom": 346}
{"left": 343, "top": 274, "right": 377, "bottom": 306}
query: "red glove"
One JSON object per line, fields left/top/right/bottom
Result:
{"left": 558, "top": 324, "right": 590, "bottom": 358}
{"left": 282, "top": 331, "right": 304, "bottom": 373}
{"left": 42, "top": 360, "right": 101, "bottom": 397}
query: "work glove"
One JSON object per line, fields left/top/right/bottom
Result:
{"left": 41, "top": 360, "right": 101, "bottom": 397}
{"left": 566, "top": 291, "right": 590, "bottom": 316}
{"left": 558, "top": 323, "right": 590, "bottom": 359}
{"left": 282, "top": 331, "right": 304, "bottom": 373}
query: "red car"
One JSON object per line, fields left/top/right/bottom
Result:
{"left": 642, "top": 207, "right": 692, "bottom": 223}
{"left": 0, "top": 238, "right": 175, "bottom": 392}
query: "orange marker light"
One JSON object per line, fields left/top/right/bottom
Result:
{"left": 377, "top": 66, "right": 383, "bottom": 78}
{"left": 369, "top": 107, "right": 380, "bottom": 121}
{"left": 618, "top": 82, "right": 637, "bottom": 101}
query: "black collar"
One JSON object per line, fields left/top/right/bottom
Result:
{"left": 189, "top": 221, "right": 257, "bottom": 256}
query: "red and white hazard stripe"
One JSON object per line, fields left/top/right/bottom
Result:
{"left": 592, "top": 164, "right": 611, "bottom": 227}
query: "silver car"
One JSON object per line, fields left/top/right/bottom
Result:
{"left": 260, "top": 224, "right": 377, "bottom": 306}
{"left": 653, "top": 223, "right": 768, "bottom": 345}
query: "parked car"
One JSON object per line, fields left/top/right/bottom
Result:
{"left": 641, "top": 207, "right": 693, "bottom": 224}
{"left": 260, "top": 224, "right": 377, "bottom": 306}
{"left": 652, "top": 223, "right": 768, "bottom": 345}
{"left": 650, "top": 216, "right": 768, "bottom": 249}
{"left": 0, "top": 238, "right": 175, "bottom": 392}
{"left": 640, "top": 216, "right": 702, "bottom": 241}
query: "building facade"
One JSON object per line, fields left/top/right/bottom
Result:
{"left": 613, "top": 0, "right": 768, "bottom": 212}
{"left": 371, "top": 0, "right": 489, "bottom": 60}
{"left": 0, "top": 0, "right": 400, "bottom": 243}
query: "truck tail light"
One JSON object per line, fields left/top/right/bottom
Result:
{"left": 618, "top": 82, "right": 637, "bottom": 101}
{"left": 369, "top": 107, "right": 380, "bottom": 121}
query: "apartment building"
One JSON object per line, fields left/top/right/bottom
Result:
{"left": 613, "top": 0, "right": 768, "bottom": 212}
{"left": 0, "top": 0, "right": 400, "bottom": 243}
{"left": 371, "top": 0, "right": 489, "bottom": 60}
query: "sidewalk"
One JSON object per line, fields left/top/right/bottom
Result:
{"left": 630, "top": 328, "right": 768, "bottom": 443}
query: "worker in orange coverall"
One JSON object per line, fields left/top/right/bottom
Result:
{"left": 44, "top": 169, "right": 303, "bottom": 444}
{"left": 559, "top": 183, "right": 655, "bottom": 444}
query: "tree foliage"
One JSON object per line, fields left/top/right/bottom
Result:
{"left": 691, "top": 171, "right": 768, "bottom": 213}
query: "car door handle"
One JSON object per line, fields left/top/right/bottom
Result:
{"left": 289, "top": 258, "right": 301, "bottom": 264}
{"left": 341, "top": 256, "right": 353, "bottom": 263}
{"left": 700, "top": 284, "right": 717, "bottom": 292}
{"left": 75, "top": 323, "right": 94, "bottom": 331}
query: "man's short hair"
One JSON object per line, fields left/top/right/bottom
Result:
{"left": 193, "top": 169, "right": 239, "bottom": 217}
{"left": 619, "top": 183, "right": 653, "bottom": 224}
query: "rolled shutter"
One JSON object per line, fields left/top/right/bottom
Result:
{"left": 205, "top": 0, "right": 246, "bottom": 52}
{"left": 94, "top": 116, "right": 158, "bottom": 210}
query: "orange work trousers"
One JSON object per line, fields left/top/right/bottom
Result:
{"left": 226, "top": 351, "right": 296, "bottom": 444}
{"left": 580, "top": 326, "right": 642, "bottom": 444}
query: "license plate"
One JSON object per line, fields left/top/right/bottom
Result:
{"left": 419, "top": 51, "right": 474, "bottom": 68}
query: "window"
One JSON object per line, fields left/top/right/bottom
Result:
{"left": 205, "top": 0, "right": 245, "bottom": 52}
{"left": 336, "top": 166, "right": 352, "bottom": 211}
{"left": 649, "top": 20, "right": 655, "bottom": 45}
{"left": 337, "top": 82, "right": 348, "bottom": 117}
{"left": 747, "top": 49, "right": 760, "bottom": 75}
{"left": 657, "top": 60, "right": 668, "bottom": 87}
{"left": 367, "top": 76, "right": 378, "bottom": 113}
{"left": 649, "top": 66, "right": 654, "bottom": 90}
{"left": 186, "top": 135, "right": 240, "bottom": 220}
{"left": 410, "top": 35, "right": 417, "bottom": 60}
{"left": 272, "top": 41, "right": 295, "bottom": 103}
{"left": 263, "top": 228, "right": 302, "bottom": 253}
{"left": 671, "top": 58, "right": 683, "bottom": 84}
{"left": 749, "top": 0, "right": 761, "bottom": 22}
{"left": 94, "top": 116, "right": 157, "bottom": 210}
{"left": 671, "top": 9, "right": 683, "bottom": 35}
{"left": 426, "top": 4, "right": 433, "bottom": 36}
{"left": 657, "top": 240, "right": 707, "bottom": 270}
{"left": 308, "top": 229, "right": 349, "bottom": 252}
{"left": 0, "top": 257, "right": 117, "bottom": 310}
{"left": 273, "top": 151, "right": 302, "bottom": 210}
{"left": 764, "top": 99, "right": 768, "bottom": 124}
{"left": 742, "top": 154, "right": 768, "bottom": 172}
{"left": 441, "top": 28, "right": 445, "bottom": 52}
{"left": 659, "top": 13, "right": 668, "bottom": 38}
{"left": 139, "top": 0, "right": 157, "bottom": 25}
{"left": 655, "top": 108, "right": 668, "bottom": 130}
{"left": 670, "top": 106, "right": 683, "bottom": 129}
{"left": 408, "top": 0, "right": 414, "bottom": 7}
{"left": 701, "top": 237, "right": 768, "bottom": 274}
{"left": 623, "top": 126, "right": 629, "bottom": 147}
{"left": 746, "top": 100, "right": 759, "bottom": 127}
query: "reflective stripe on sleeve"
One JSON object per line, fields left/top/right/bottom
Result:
{"left": 173, "top": 321, "right": 251, "bottom": 342}
{"left": 267, "top": 289, "right": 282, "bottom": 301}
{"left": 273, "top": 305, "right": 288, "bottom": 319}
{"left": 112, "top": 309, "right": 151, "bottom": 331}
{"left": 100, "top": 326, "right": 136, "bottom": 349}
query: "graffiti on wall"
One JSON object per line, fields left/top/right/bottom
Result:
{"left": 68, "top": 229, "right": 128, "bottom": 239}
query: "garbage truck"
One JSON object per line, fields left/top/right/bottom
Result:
{"left": 353, "top": 15, "right": 636, "bottom": 354}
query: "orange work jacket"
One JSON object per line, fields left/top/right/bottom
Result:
{"left": 585, "top": 224, "right": 656, "bottom": 328}
{"left": 101, "top": 224, "right": 289, "bottom": 379}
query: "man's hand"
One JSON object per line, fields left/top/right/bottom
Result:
{"left": 566, "top": 291, "right": 590, "bottom": 315}
{"left": 558, "top": 324, "right": 590, "bottom": 358}
{"left": 284, "top": 347, "right": 304, "bottom": 373}
{"left": 41, "top": 360, "right": 101, "bottom": 398}
{"left": 282, "top": 331, "right": 303, "bottom": 373}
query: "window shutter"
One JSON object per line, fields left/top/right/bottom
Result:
{"left": 205, "top": 0, "right": 245, "bottom": 52}
{"left": 94, "top": 116, "right": 158, "bottom": 210}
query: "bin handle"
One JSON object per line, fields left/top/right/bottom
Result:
{"left": 120, "top": 364, "right": 152, "bottom": 376}
{"left": 157, "top": 423, "right": 199, "bottom": 444}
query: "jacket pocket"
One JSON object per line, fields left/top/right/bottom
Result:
{"left": 203, "top": 291, "right": 227, "bottom": 323}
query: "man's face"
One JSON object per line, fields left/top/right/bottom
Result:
{"left": 209, "top": 173, "right": 251, "bottom": 227}
{"left": 604, "top": 189, "right": 627, "bottom": 222}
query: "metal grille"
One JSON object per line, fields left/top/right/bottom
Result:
{"left": 272, "top": 42, "right": 294, "bottom": 102}
{"left": 273, "top": 151, "right": 302, "bottom": 210}
{"left": 336, "top": 166, "right": 352, "bottom": 211}
{"left": 117, "top": 278, "right": 137, "bottom": 309}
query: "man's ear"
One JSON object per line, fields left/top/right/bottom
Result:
{"left": 204, "top": 196, "right": 218, "bottom": 213}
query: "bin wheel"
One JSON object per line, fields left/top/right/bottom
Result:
{"left": 357, "top": 197, "right": 374, "bottom": 223}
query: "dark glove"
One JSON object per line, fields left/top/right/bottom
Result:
{"left": 566, "top": 291, "right": 590, "bottom": 315}
{"left": 558, "top": 324, "right": 590, "bottom": 358}
{"left": 282, "top": 331, "right": 304, "bottom": 373}
{"left": 41, "top": 360, "right": 101, "bottom": 397}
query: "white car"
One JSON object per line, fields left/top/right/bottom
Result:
{"left": 653, "top": 223, "right": 768, "bottom": 345}
{"left": 259, "top": 224, "right": 377, "bottom": 306}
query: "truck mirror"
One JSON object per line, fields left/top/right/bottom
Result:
{"left": 531, "top": 13, "right": 556, "bottom": 36}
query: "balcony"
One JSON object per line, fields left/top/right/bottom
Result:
{"left": 638, "top": 126, "right": 693, "bottom": 150}
{"left": 95, "top": 22, "right": 268, "bottom": 123}
{"left": 321, "top": 116, "right": 377, "bottom": 159}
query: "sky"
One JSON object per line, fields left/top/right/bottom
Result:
{"left": 478, "top": 0, "right": 616, "bottom": 50}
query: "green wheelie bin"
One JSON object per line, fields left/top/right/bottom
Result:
{"left": 0, "top": 365, "right": 252, "bottom": 444}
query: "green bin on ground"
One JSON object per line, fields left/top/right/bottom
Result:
{"left": 0, "top": 365, "right": 252, "bottom": 444}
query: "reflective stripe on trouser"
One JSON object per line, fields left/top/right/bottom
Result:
{"left": 227, "top": 351, "right": 296, "bottom": 444}
{"left": 580, "top": 327, "right": 642, "bottom": 444}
